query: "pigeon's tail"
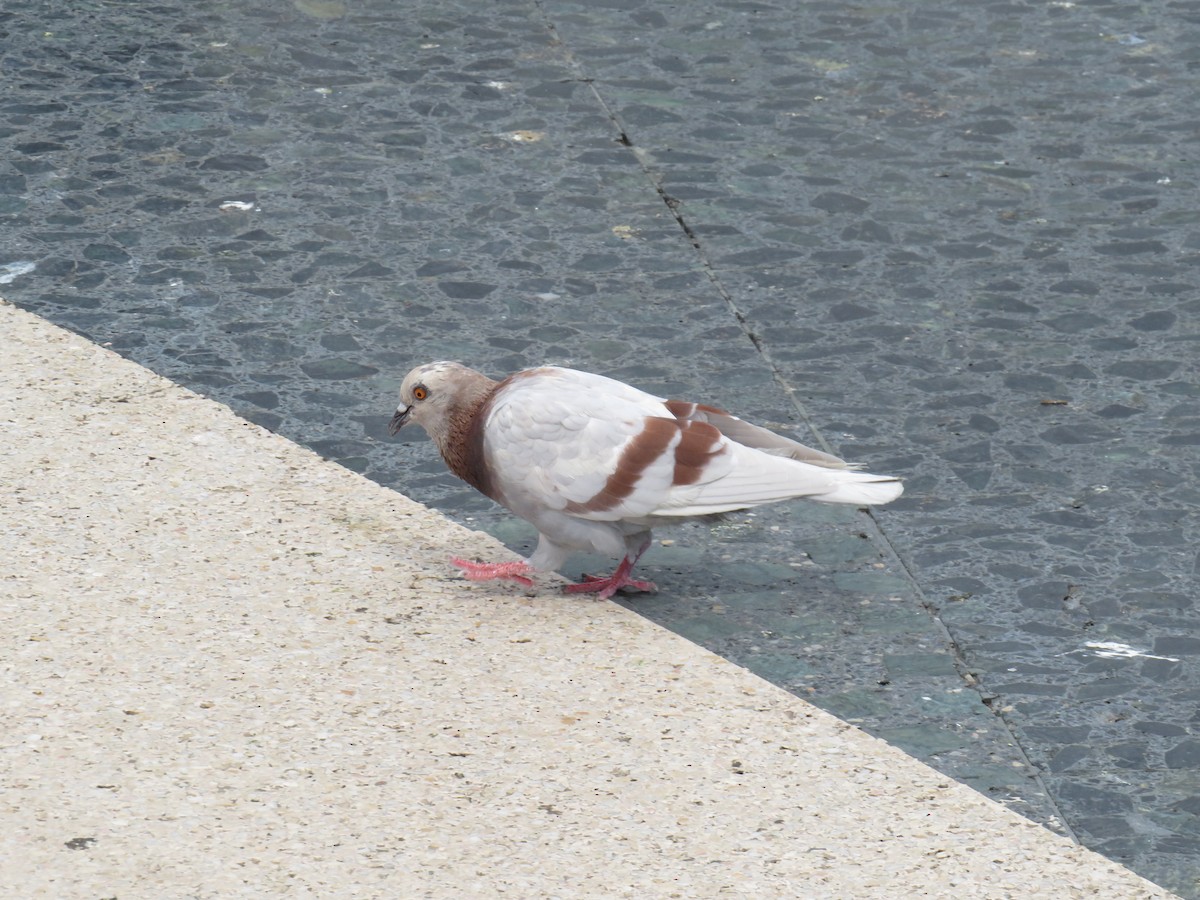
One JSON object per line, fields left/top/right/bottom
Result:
{"left": 654, "top": 447, "right": 904, "bottom": 517}
{"left": 814, "top": 471, "right": 904, "bottom": 506}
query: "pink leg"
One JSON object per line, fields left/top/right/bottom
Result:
{"left": 450, "top": 557, "right": 535, "bottom": 587}
{"left": 564, "top": 541, "right": 656, "bottom": 600}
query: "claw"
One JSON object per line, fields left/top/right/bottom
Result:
{"left": 450, "top": 557, "right": 535, "bottom": 587}
{"left": 564, "top": 575, "right": 657, "bottom": 600}
{"left": 564, "top": 551, "right": 657, "bottom": 600}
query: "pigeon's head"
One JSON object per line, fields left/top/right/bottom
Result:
{"left": 389, "top": 361, "right": 479, "bottom": 438}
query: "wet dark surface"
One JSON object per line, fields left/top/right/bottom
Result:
{"left": 3, "top": 0, "right": 1199, "bottom": 893}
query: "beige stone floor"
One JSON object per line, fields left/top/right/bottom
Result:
{"left": 0, "top": 298, "right": 1175, "bottom": 898}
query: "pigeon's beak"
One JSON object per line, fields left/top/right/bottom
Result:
{"left": 387, "top": 405, "right": 411, "bottom": 436}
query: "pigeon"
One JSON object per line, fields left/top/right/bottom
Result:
{"left": 388, "top": 362, "right": 902, "bottom": 599}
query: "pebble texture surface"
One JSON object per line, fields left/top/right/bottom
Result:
{"left": 0, "top": 298, "right": 1176, "bottom": 899}
{"left": 1, "top": 0, "right": 1199, "bottom": 894}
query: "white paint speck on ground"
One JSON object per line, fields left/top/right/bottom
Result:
{"left": 1080, "top": 641, "right": 1179, "bottom": 662}
{"left": 0, "top": 261, "right": 36, "bottom": 284}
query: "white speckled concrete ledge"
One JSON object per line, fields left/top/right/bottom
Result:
{"left": 0, "top": 299, "right": 1174, "bottom": 899}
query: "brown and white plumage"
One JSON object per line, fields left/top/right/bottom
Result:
{"left": 388, "top": 362, "right": 902, "bottom": 598}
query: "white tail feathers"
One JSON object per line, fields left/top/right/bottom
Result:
{"left": 655, "top": 447, "right": 904, "bottom": 517}
{"left": 815, "top": 472, "right": 904, "bottom": 506}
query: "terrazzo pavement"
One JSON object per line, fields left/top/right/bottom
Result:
{"left": 1, "top": 0, "right": 1199, "bottom": 895}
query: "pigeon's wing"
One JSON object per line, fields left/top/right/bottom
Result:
{"left": 665, "top": 400, "right": 853, "bottom": 469}
{"left": 647, "top": 400, "right": 903, "bottom": 512}
{"left": 652, "top": 439, "right": 903, "bottom": 515}
{"left": 482, "top": 367, "right": 685, "bottom": 521}
{"left": 482, "top": 368, "right": 901, "bottom": 522}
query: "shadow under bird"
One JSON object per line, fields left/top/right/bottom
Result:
{"left": 388, "top": 362, "right": 903, "bottom": 599}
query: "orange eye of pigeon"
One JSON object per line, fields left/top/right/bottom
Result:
{"left": 412, "top": 385, "right": 429, "bottom": 401}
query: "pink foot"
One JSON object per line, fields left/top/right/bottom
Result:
{"left": 564, "top": 566, "right": 657, "bottom": 600}
{"left": 450, "top": 557, "right": 535, "bottom": 587}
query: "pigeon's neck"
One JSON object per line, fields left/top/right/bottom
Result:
{"left": 438, "top": 374, "right": 500, "bottom": 499}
